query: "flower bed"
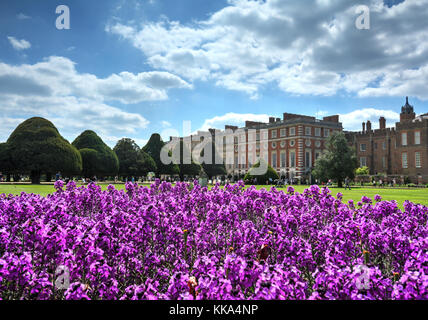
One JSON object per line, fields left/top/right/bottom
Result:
{"left": 0, "top": 180, "right": 426, "bottom": 300}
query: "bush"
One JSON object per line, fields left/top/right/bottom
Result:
{"left": 244, "top": 160, "right": 279, "bottom": 185}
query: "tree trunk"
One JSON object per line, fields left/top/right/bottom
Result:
{"left": 6, "top": 174, "right": 11, "bottom": 182}
{"left": 46, "top": 172, "right": 52, "bottom": 182}
{"left": 31, "top": 171, "right": 41, "bottom": 185}
{"left": 337, "top": 179, "right": 343, "bottom": 188}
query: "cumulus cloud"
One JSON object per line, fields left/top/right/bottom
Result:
{"left": 0, "top": 57, "right": 191, "bottom": 146}
{"left": 0, "top": 56, "right": 191, "bottom": 105}
{"left": 7, "top": 36, "right": 31, "bottom": 51}
{"left": 107, "top": 0, "right": 428, "bottom": 100}
{"left": 339, "top": 108, "right": 400, "bottom": 131}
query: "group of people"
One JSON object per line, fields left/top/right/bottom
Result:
{"left": 371, "top": 178, "right": 397, "bottom": 187}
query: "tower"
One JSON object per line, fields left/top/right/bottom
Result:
{"left": 400, "top": 96, "right": 416, "bottom": 122}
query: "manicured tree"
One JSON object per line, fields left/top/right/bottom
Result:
{"left": 312, "top": 131, "right": 358, "bottom": 187}
{"left": 142, "top": 134, "right": 179, "bottom": 177}
{"left": 113, "top": 138, "right": 140, "bottom": 179}
{"left": 136, "top": 149, "right": 157, "bottom": 178}
{"left": 77, "top": 148, "right": 99, "bottom": 178}
{"left": 200, "top": 144, "right": 226, "bottom": 180}
{"left": 6, "top": 117, "right": 82, "bottom": 184}
{"left": 72, "top": 130, "right": 119, "bottom": 178}
{"left": 0, "top": 142, "right": 13, "bottom": 181}
{"left": 172, "top": 139, "right": 201, "bottom": 181}
{"left": 244, "top": 159, "right": 279, "bottom": 185}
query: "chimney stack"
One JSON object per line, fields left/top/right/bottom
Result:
{"left": 379, "top": 117, "right": 386, "bottom": 130}
{"left": 269, "top": 117, "right": 275, "bottom": 124}
{"left": 362, "top": 122, "right": 366, "bottom": 133}
{"left": 366, "top": 121, "right": 372, "bottom": 132}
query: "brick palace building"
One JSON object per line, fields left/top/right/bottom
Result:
{"left": 346, "top": 97, "right": 428, "bottom": 184}
{"left": 174, "top": 97, "right": 427, "bottom": 184}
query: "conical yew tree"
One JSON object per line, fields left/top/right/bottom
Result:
{"left": 6, "top": 117, "right": 82, "bottom": 184}
{"left": 72, "top": 130, "right": 119, "bottom": 178}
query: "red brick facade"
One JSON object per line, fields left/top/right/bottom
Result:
{"left": 346, "top": 97, "right": 428, "bottom": 184}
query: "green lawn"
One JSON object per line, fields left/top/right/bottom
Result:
{"left": 1, "top": 183, "right": 427, "bottom": 209}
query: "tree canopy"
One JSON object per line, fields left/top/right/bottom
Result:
{"left": 0, "top": 143, "right": 12, "bottom": 175}
{"left": 312, "top": 131, "right": 358, "bottom": 187}
{"left": 172, "top": 139, "right": 201, "bottom": 181}
{"left": 113, "top": 138, "right": 156, "bottom": 179}
{"left": 72, "top": 130, "right": 119, "bottom": 178}
{"left": 199, "top": 140, "right": 227, "bottom": 179}
{"left": 142, "top": 134, "right": 179, "bottom": 176}
{"left": 244, "top": 159, "right": 279, "bottom": 185}
{"left": 5, "top": 117, "right": 82, "bottom": 184}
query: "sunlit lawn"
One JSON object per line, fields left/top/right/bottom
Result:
{"left": 1, "top": 183, "right": 427, "bottom": 210}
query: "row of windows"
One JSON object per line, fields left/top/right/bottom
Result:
{"left": 240, "top": 127, "right": 332, "bottom": 142}
{"left": 271, "top": 127, "right": 329, "bottom": 139}
{"left": 234, "top": 151, "right": 321, "bottom": 169}
{"left": 402, "top": 152, "right": 422, "bottom": 169}
{"left": 401, "top": 131, "right": 421, "bottom": 146}
{"left": 237, "top": 139, "right": 323, "bottom": 151}
{"left": 360, "top": 152, "right": 422, "bottom": 169}
{"left": 360, "top": 131, "right": 421, "bottom": 152}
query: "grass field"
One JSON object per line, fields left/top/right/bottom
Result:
{"left": 1, "top": 183, "right": 427, "bottom": 209}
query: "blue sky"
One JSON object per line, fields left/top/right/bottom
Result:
{"left": 1, "top": 0, "right": 427, "bottom": 147}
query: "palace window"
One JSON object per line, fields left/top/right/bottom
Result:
{"left": 290, "top": 151, "right": 296, "bottom": 168}
{"left": 360, "top": 144, "right": 366, "bottom": 152}
{"left": 289, "top": 127, "right": 296, "bottom": 136}
{"left": 272, "top": 152, "right": 277, "bottom": 168}
{"left": 324, "top": 129, "right": 330, "bottom": 137}
{"left": 271, "top": 130, "right": 277, "bottom": 139}
{"left": 305, "top": 127, "right": 311, "bottom": 136}
{"left": 415, "top": 152, "right": 421, "bottom": 168}
{"left": 402, "top": 152, "right": 408, "bottom": 169}
{"left": 415, "top": 131, "right": 421, "bottom": 145}
{"left": 360, "top": 157, "right": 367, "bottom": 167}
{"left": 402, "top": 132, "right": 407, "bottom": 146}
{"left": 305, "top": 151, "right": 311, "bottom": 168}
{"left": 315, "top": 128, "right": 321, "bottom": 137}
{"left": 280, "top": 152, "right": 286, "bottom": 167}
{"left": 280, "top": 128, "right": 286, "bottom": 137}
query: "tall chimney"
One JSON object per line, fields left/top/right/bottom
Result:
{"left": 362, "top": 122, "right": 366, "bottom": 133}
{"left": 379, "top": 117, "right": 386, "bottom": 130}
{"left": 366, "top": 121, "right": 372, "bottom": 132}
{"left": 269, "top": 117, "right": 275, "bottom": 124}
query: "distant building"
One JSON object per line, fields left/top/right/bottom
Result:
{"left": 346, "top": 97, "right": 428, "bottom": 184}
{"left": 173, "top": 97, "right": 427, "bottom": 184}
{"left": 173, "top": 112, "right": 342, "bottom": 182}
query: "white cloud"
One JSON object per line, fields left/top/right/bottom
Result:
{"left": 339, "top": 108, "right": 400, "bottom": 131}
{"left": 0, "top": 56, "right": 191, "bottom": 104}
{"left": 161, "top": 120, "right": 172, "bottom": 128}
{"left": 195, "top": 108, "right": 400, "bottom": 134}
{"left": 107, "top": 0, "right": 428, "bottom": 100}
{"left": 7, "top": 36, "right": 31, "bottom": 51}
{"left": 0, "top": 57, "right": 191, "bottom": 146}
